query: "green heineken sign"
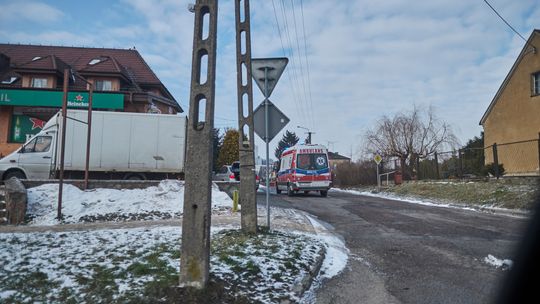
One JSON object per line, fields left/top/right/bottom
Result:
{"left": 0, "top": 89, "right": 124, "bottom": 109}
{"left": 10, "top": 114, "right": 46, "bottom": 143}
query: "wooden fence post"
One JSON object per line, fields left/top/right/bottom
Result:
{"left": 492, "top": 143, "right": 499, "bottom": 179}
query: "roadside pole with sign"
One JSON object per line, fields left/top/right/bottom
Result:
{"left": 374, "top": 154, "right": 382, "bottom": 190}
{"left": 251, "top": 57, "right": 289, "bottom": 230}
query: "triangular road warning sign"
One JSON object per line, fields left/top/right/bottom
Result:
{"left": 251, "top": 57, "right": 288, "bottom": 98}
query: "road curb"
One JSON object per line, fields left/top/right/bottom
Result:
{"left": 292, "top": 245, "right": 326, "bottom": 300}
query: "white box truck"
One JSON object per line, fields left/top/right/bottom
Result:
{"left": 0, "top": 110, "right": 187, "bottom": 180}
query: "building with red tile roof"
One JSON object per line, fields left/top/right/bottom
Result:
{"left": 0, "top": 43, "right": 183, "bottom": 156}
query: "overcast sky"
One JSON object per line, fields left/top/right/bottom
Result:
{"left": 1, "top": 0, "right": 539, "bottom": 160}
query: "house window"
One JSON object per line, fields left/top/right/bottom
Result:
{"left": 533, "top": 72, "right": 540, "bottom": 96}
{"left": 31, "top": 77, "right": 48, "bottom": 88}
{"left": 95, "top": 80, "right": 113, "bottom": 91}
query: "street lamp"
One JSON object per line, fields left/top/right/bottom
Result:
{"left": 297, "top": 125, "right": 314, "bottom": 144}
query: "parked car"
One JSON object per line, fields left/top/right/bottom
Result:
{"left": 228, "top": 161, "right": 260, "bottom": 189}
{"left": 231, "top": 161, "right": 240, "bottom": 181}
{"left": 214, "top": 165, "right": 235, "bottom": 181}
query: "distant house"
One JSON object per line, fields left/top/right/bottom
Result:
{"left": 328, "top": 152, "right": 351, "bottom": 169}
{"left": 0, "top": 44, "right": 182, "bottom": 157}
{"left": 480, "top": 29, "right": 540, "bottom": 176}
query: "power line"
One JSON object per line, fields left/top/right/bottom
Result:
{"left": 290, "top": 0, "right": 313, "bottom": 130}
{"left": 482, "top": 0, "right": 532, "bottom": 47}
{"left": 300, "top": 0, "right": 316, "bottom": 130}
{"left": 271, "top": 0, "right": 307, "bottom": 128}
{"left": 278, "top": 0, "right": 311, "bottom": 127}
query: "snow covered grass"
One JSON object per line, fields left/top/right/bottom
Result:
{"left": 0, "top": 226, "right": 325, "bottom": 303}
{"left": 212, "top": 229, "right": 324, "bottom": 303}
{"left": 0, "top": 226, "right": 180, "bottom": 303}
{"left": 387, "top": 181, "right": 537, "bottom": 210}
{"left": 332, "top": 179, "right": 537, "bottom": 213}
{"left": 26, "top": 180, "right": 233, "bottom": 225}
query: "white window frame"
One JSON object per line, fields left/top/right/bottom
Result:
{"left": 95, "top": 79, "right": 113, "bottom": 91}
{"left": 533, "top": 72, "right": 540, "bottom": 96}
{"left": 31, "top": 77, "right": 48, "bottom": 88}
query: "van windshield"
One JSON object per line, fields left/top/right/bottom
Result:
{"left": 296, "top": 154, "right": 328, "bottom": 170}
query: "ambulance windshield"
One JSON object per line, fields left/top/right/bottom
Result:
{"left": 296, "top": 154, "right": 328, "bottom": 170}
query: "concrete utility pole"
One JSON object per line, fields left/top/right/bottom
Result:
{"left": 234, "top": 0, "right": 257, "bottom": 234}
{"left": 180, "top": 0, "right": 218, "bottom": 289}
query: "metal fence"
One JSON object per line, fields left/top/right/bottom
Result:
{"left": 381, "top": 137, "right": 540, "bottom": 180}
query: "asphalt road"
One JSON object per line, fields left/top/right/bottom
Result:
{"left": 257, "top": 190, "right": 530, "bottom": 304}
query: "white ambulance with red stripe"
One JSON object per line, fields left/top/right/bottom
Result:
{"left": 276, "top": 144, "right": 332, "bottom": 197}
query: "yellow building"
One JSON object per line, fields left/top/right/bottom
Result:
{"left": 480, "top": 29, "right": 540, "bottom": 176}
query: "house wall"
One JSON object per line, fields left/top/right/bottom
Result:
{"left": 483, "top": 33, "right": 540, "bottom": 175}
{"left": 21, "top": 75, "right": 56, "bottom": 88}
{"left": 329, "top": 159, "right": 350, "bottom": 170}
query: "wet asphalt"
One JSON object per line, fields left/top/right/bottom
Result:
{"left": 257, "top": 190, "right": 530, "bottom": 304}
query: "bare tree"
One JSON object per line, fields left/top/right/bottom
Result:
{"left": 364, "top": 106, "right": 458, "bottom": 179}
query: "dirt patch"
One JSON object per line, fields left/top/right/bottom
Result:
{"left": 162, "top": 280, "right": 251, "bottom": 304}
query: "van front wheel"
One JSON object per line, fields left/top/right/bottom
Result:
{"left": 320, "top": 190, "right": 328, "bottom": 197}
{"left": 3, "top": 170, "right": 26, "bottom": 181}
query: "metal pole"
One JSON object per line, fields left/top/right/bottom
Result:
{"left": 376, "top": 163, "right": 380, "bottom": 190}
{"left": 434, "top": 151, "right": 440, "bottom": 179}
{"left": 264, "top": 67, "right": 270, "bottom": 229}
{"left": 57, "top": 69, "right": 69, "bottom": 220}
{"left": 458, "top": 149, "right": 463, "bottom": 179}
{"left": 84, "top": 83, "right": 93, "bottom": 190}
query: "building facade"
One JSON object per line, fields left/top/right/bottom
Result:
{"left": 328, "top": 152, "right": 351, "bottom": 170}
{"left": 0, "top": 44, "right": 182, "bottom": 157}
{"left": 480, "top": 30, "right": 540, "bottom": 176}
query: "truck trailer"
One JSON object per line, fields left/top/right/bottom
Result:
{"left": 0, "top": 110, "right": 187, "bottom": 180}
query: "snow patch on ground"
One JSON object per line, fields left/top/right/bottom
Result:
{"left": 0, "top": 224, "right": 326, "bottom": 303}
{"left": 0, "top": 226, "right": 181, "bottom": 302}
{"left": 331, "top": 188, "right": 479, "bottom": 212}
{"left": 484, "top": 254, "right": 513, "bottom": 270}
{"left": 26, "top": 180, "right": 232, "bottom": 225}
{"left": 305, "top": 214, "right": 349, "bottom": 279}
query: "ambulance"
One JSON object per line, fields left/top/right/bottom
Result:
{"left": 276, "top": 144, "right": 332, "bottom": 197}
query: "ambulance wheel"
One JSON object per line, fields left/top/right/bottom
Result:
{"left": 320, "top": 190, "right": 328, "bottom": 197}
{"left": 287, "top": 184, "right": 294, "bottom": 196}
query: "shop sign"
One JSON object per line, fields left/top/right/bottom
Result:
{"left": 0, "top": 89, "right": 124, "bottom": 109}
{"left": 10, "top": 114, "right": 46, "bottom": 143}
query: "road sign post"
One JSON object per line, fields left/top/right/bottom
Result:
{"left": 251, "top": 58, "right": 288, "bottom": 230}
{"left": 374, "top": 154, "right": 382, "bottom": 190}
